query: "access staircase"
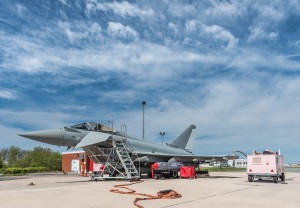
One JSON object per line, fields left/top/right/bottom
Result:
{"left": 112, "top": 138, "right": 139, "bottom": 178}
{"left": 85, "top": 125, "right": 140, "bottom": 180}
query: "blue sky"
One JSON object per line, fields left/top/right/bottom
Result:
{"left": 1, "top": 0, "right": 300, "bottom": 163}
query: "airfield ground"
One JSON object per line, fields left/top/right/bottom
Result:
{"left": 0, "top": 171, "right": 299, "bottom": 208}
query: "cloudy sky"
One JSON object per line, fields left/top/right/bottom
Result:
{"left": 1, "top": 0, "right": 300, "bottom": 163}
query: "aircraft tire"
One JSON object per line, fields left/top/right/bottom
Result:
{"left": 280, "top": 173, "right": 285, "bottom": 181}
{"left": 171, "top": 171, "right": 179, "bottom": 178}
{"left": 163, "top": 173, "right": 172, "bottom": 178}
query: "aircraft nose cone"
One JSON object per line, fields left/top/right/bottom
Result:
{"left": 18, "top": 129, "right": 64, "bottom": 146}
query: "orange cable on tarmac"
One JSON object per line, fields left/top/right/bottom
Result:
{"left": 110, "top": 179, "right": 182, "bottom": 208}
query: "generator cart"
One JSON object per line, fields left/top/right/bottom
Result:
{"left": 247, "top": 149, "right": 285, "bottom": 183}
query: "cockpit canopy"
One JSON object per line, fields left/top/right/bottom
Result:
{"left": 70, "top": 122, "right": 116, "bottom": 133}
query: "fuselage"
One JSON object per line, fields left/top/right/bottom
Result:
{"left": 67, "top": 128, "right": 193, "bottom": 157}
{"left": 18, "top": 122, "right": 234, "bottom": 169}
{"left": 19, "top": 122, "right": 194, "bottom": 158}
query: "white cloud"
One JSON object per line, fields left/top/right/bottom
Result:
{"left": 107, "top": 22, "right": 138, "bottom": 39}
{"left": 289, "top": 40, "right": 300, "bottom": 49}
{"left": 185, "top": 19, "right": 200, "bottom": 33}
{"left": 2, "top": 31, "right": 300, "bottom": 81}
{"left": 183, "top": 37, "right": 193, "bottom": 45}
{"left": 229, "top": 48, "right": 300, "bottom": 72}
{"left": 203, "top": 24, "right": 238, "bottom": 49}
{"left": 86, "top": 0, "right": 155, "bottom": 18}
{"left": 168, "top": 22, "right": 178, "bottom": 34}
{"left": 0, "top": 40, "right": 63, "bottom": 72}
{"left": 268, "top": 32, "right": 278, "bottom": 40}
{"left": 248, "top": 26, "right": 278, "bottom": 41}
{"left": 205, "top": 0, "right": 246, "bottom": 18}
{"left": 277, "top": 78, "right": 300, "bottom": 99}
{"left": 58, "top": 21, "right": 102, "bottom": 44}
{"left": 58, "top": 0, "right": 67, "bottom": 5}
{"left": 0, "top": 90, "right": 16, "bottom": 100}
{"left": 16, "top": 3, "right": 27, "bottom": 16}
{"left": 184, "top": 20, "right": 239, "bottom": 50}
{"left": 167, "top": 3, "right": 196, "bottom": 18}
{"left": 252, "top": 3, "right": 285, "bottom": 22}
{"left": 41, "top": 88, "right": 57, "bottom": 94}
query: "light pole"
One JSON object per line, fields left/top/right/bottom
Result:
{"left": 142, "top": 101, "right": 146, "bottom": 140}
{"left": 160, "top": 131, "right": 165, "bottom": 145}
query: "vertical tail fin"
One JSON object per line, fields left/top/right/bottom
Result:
{"left": 166, "top": 125, "right": 196, "bottom": 152}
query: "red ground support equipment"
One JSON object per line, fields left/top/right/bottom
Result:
{"left": 180, "top": 166, "right": 196, "bottom": 178}
{"left": 151, "top": 162, "right": 182, "bottom": 179}
{"left": 151, "top": 163, "right": 159, "bottom": 179}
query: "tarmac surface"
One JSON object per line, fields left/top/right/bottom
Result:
{"left": 0, "top": 171, "right": 299, "bottom": 208}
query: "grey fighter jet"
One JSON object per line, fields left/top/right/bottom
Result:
{"left": 18, "top": 122, "right": 233, "bottom": 164}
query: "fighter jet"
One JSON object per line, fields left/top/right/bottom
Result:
{"left": 18, "top": 122, "right": 233, "bottom": 164}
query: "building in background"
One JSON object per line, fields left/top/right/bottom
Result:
{"left": 227, "top": 158, "right": 247, "bottom": 168}
{"left": 62, "top": 150, "right": 101, "bottom": 176}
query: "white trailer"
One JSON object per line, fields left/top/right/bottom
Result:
{"left": 247, "top": 150, "right": 285, "bottom": 183}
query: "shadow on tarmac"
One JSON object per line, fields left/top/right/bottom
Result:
{"left": 202, "top": 176, "right": 242, "bottom": 179}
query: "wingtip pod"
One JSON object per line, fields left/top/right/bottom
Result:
{"left": 168, "top": 124, "right": 196, "bottom": 151}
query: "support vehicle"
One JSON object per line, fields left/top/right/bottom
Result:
{"left": 247, "top": 149, "right": 285, "bottom": 183}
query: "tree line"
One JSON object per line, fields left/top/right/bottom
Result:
{"left": 0, "top": 146, "right": 62, "bottom": 171}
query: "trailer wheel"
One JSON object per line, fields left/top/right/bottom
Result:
{"left": 171, "top": 171, "right": 179, "bottom": 178}
{"left": 248, "top": 175, "right": 254, "bottom": 182}
{"left": 273, "top": 176, "right": 278, "bottom": 183}
{"left": 163, "top": 173, "right": 172, "bottom": 178}
{"left": 280, "top": 173, "right": 285, "bottom": 181}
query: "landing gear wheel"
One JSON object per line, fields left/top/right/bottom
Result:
{"left": 163, "top": 173, "right": 171, "bottom": 178}
{"left": 280, "top": 173, "right": 285, "bottom": 181}
{"left": 171, "top": 171, "right": 179, "bottom": 178}
{"left": 248, "top": 175, "right": 254, "bottom": 182}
